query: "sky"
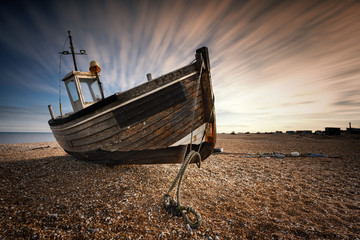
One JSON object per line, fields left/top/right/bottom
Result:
{"left": 0, "top": 0, "right": 359, "bottom": 133}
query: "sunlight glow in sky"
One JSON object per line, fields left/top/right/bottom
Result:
{"left": 1, "top": 0, "right": 359, "bottom": 133}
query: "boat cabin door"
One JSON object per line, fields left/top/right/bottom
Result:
{"left": 62, "top": 69, "right": 104, "bottom": 113}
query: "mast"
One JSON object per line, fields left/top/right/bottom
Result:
{"left": 68, "top": 30, "right": 78, "bottom": 71}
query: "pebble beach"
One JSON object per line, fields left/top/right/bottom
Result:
{"left": 1, "top": 133, "right": 359, "bottom": 239}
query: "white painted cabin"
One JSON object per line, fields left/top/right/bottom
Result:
{"left": 62, "top": 69, "right": 104, "bottom": 113}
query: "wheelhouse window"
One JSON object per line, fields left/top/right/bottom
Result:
{"left": 67, "top": 80, "right": 79, "bottom": 102}
{"left": 79, "top": 78, "right": 102, "bottom": 103}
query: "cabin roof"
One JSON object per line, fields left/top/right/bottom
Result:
{"left": 62, "top": 71, "right": 97, "bottom": 81}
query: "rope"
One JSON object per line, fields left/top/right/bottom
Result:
{"left": 163, "top": 62, "right": 206, "bottom": 229}
{"left": 164, "top": 150, "right": 202, "bottom": 229}
{"left": 58, "top": 36, "right": 69, "bottom": 117}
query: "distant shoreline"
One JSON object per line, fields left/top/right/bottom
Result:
{"left": 0, "top": 132, "right": 53, "bottom": 134}
{"left": 0, "top": 132, "right": 55, "bottom": 144}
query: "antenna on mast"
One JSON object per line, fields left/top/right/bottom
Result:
{"left": 68, "top": 30, "right": 78, "bottom": 71}
{"left": 59, "top": 30, "right": 87, "bottom": 71}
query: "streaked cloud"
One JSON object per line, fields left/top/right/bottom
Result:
{"left": 0, "top": 0, "right": 359, "bottom": 132}
{"left": 0, "top": 105, "right": 51, "bottom": 132}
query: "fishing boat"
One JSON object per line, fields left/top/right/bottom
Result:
{"left": 48, "top": 31, "right": 216, "bottom": 165}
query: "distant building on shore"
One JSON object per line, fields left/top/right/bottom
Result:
{"left": 315, "top": 130, "right": 323, "bottom": 135}
{"left": 296, "top": 130, "right": 312, "bottom": 134}
{"left": 347, "top": 128, "right": 360, "bottom": 134}
{"left": 325, "top": 127, "right": 341, "bottom": 135}
{"left": 346, "top": 122, "right": 360, "bottom": 134}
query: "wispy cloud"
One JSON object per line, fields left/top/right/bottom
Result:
{"left": 0, "top": 0, "right": 360, "bottom": 132}
{"left": 0, "top": 105, "right": 51, "bottom": 132}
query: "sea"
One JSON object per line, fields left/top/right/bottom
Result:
{"left": 0, "top": 132, "right": 56, "bottom": 144}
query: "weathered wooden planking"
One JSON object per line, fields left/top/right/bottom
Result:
{"left": 113, "top": 81, "right": 187, "bottom": 128}
{"left": 49, "top": 63, "right": 197, "bottom": 129}
{"left": 118, "top": 103, "right": 204, "bottom": 151}
{"left": 52, "top": 116, "right": 118, "bottom": 143}
{"left": 71, "top": 92, "right": 202, "bottom": 152}
{"left": 53, "top": 81, "right": 206, "bottom": 153}
{"left": 109, "top": 79, "right": 202, "bottom": 149}
{"left": 50, "top": 69, "right": 196, "bottom": 147}
{"left": 53, "top": 80, "right": 188, "bottom": 143}
{"left": 103, "top": 103, "right": 192, "bottom": 151}
{"left": 52, "top": 136, "right": 72, "bottom": 150}
{"left": 196, "top": 47, "right": 216, "bottom": 146}
{"left": 66, "top": 75, "right": 200, "bottom": 151}
{"left": 101, "top": 78, "right": 204, "bottom": 151}
{"left": 52, "top": 74, "right": 194, "bottom": 147}
{"left": 64, "top": 73, "right": 204, "bottom": 152}
{"left": 49, "top": 94, "right": 120, "bottom": 129}
{"left": 50, "top": 112, "right": 114, "bottom": 135}
{"left": 196, "top": 47, "right": 215, "bottom": 122}
{"left": 70, "top": 124, "right": 120, "bottom": 148}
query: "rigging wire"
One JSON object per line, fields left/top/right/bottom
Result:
{"left": 58, "top": 36, "right": 69, "bottom": 117}
{"left": 58, "top": 54, "right": 63, "bottom": 117}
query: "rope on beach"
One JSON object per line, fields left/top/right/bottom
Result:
{"left": 163, "top": 55, "right": 213, "bottom": 229}
{"left": 164, "top": 150, "right": 202, "bottom": 229}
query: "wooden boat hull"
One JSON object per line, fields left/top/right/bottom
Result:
{"left": 48, "top": 47, "right": 216, "bottom": 165}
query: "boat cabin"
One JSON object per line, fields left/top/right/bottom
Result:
{"left": 62, "top": 61, "right": 104, "bottom": 112}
